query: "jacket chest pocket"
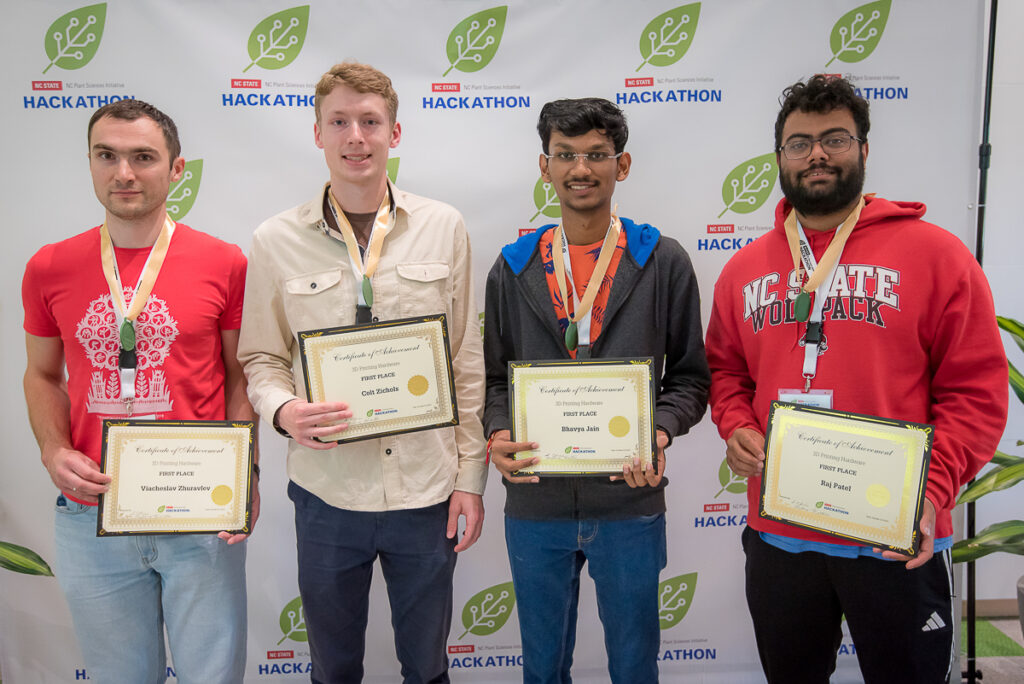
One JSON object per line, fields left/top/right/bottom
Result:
{"left": 396, "top": 262, "right": 450, "bottom": 317}
{"left": 283, "top": 268, "right": 354, "bottom": 334}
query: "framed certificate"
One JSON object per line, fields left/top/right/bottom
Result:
{"left": 298, "top": 314, "right": 458, "bottom": 443}
{"left": 760, "top": 402, "right": 933, "bottom": 555}
{"left": 509, "top": 358, "right": 656, "bottom": 475}
{"left": 98, "top": 420, "right": 255, "bottom": 536}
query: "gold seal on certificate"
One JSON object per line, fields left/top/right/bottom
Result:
{"left": 509, "top": 358, "right": 656, "bottom": 475}
{"left": 760, "top": 402, "right": 933, "bottom": 555}
{"left": 298, "top": 314, "right": 458, "bottom": 443}
{"left": 98, "top": 420, "right": 255, "bottom": 536}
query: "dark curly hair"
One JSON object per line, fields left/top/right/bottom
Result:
{"left": 774, "top": 75, "right": 870, "bottom": 151}
{"left": 537, "top": 98, "right": 629, "bottom": 154}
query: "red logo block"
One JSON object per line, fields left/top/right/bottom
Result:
{"left": 704, "top": 503, "right": 730, "bottom": 512}
{"left": 519, "top": 228, "right": 536, "bottom": 237}
{"left": 231, "top": 79, "right": 261, "bottom": 89}
{"left": 266, "top": 650, "right": 294, "bottom": 659}
{"left": 625, "top": 77, "right": 654, "bottom": 88}
{"left": 707, "top": 224, "right": 735, "bottom": 234}
{"left": 32, "top": 81, "right": 63, "bottom": 90}
{"left": 448, "top": 645, "right": 474, "bottom": 654}
{"left": 432, "top": 83, "right": 460, "bottom": 92}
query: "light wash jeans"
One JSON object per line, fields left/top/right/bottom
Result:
{"left": 505, "top": 514, "right": 667, "bottom": 684}
{"left": 54, "top": 495, "right": 247, "bottom": 684}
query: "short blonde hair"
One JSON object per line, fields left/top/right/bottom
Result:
{"left": 314, "top": 62, "right": 398, "bottom": 124}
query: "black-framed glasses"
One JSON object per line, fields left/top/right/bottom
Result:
{"left": 778, "top": 134, "right": 863, "bottom": 160}
{"left": 543, "top": 151, "right": 623, "bottom": 166}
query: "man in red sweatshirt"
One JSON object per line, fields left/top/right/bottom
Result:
{"left": 706, "top": 75, "right": 1008, "bottom": 684}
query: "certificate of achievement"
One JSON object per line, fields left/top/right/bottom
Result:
{"left": 98, "top": 420, "right": 255, "bottom": 536}
{"left": 509, "top": 358, "right": 655, "bottom": 475}
{"left": 298, "top": 314, "right": 458, "bottom": 443}
{"left": 760, "top": 402, "right": 933, "bottom": 555}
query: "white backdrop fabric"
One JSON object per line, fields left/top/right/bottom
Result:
{"left": 0, "top": 1, "right": 990, "bottom": 682}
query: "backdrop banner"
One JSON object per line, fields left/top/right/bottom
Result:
{"left": 0, "top": 1, "right": 986, "bottom": 682}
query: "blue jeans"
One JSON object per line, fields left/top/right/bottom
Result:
{"left": 289, "top": 481, "right": 456, "bottom": 684}
{"left": 54, "top": 496, "right": 247, "bottom": 684}
{"left": 504, "top": 514, "right": 667, "bottom": 684}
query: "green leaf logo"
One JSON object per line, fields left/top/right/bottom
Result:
{"left": 42, "top": 3, "right": 106, "bottom": 74}
{"left": 478, "top": 311, "right": 485, "bottom": 338}
{"left": 244, "top": 5, "right": 310, "bottom": 73}
{"left": 443, "top": 6, "right": 508, "bottom": 77}
{"left": 157, "top": 505, "right": 165, "bottom": 513}
{"left": 714, "top": 458, "right": 747, "bottom": 498}
{"left": 565, "top": 446, "right": 572, "bottom": 454}
{"left": 636, "top": 3, "right": 701, "bottom": 72}
{"left": 816, "top": 501, "right": 824, "bottom": 508}
{"left": 366, "top": 409, "right": 374, "bottom": 417}
{"left": 278, "top": 596, "right": 308, "bottom": 645}
{"left": 718, "top": 153, "right": 778, "bottom": 218}
{"left": 387, "top": 158, "right": 400, "bottom": 184}
{"left": 459, "top": 581, "right": 516, "bottom": 639}
{"left": 167, "top": 159, "right": 203, "bottom": 221}
{"left": 826, "top": 0, "right": 891, "bottom": 67}
{"left": 659, "top": 572, "right": 697, "bottom": 629}
{"left": 530, "top": 177, "right": 561, "bottom": 222}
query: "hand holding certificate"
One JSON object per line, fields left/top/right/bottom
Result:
{"left": 299, "top": 314, "right": 458, "bottom": 443}
{"left": 99, "top": 420, "right": 255, "bottom": 536}
{"left": 509, "top": 358, "right": 656, "bottom": 475}
{"left": 760, "top": 402, "right": 933, "bottom": 555}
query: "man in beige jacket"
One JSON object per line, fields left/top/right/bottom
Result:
{"left": 238, "top": 62, "right": 486, "bottom": 684}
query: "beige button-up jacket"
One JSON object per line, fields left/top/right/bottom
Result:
{"left": 238, "top": 183, "right": 486, "bottom": 511}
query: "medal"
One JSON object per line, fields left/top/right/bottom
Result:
{"left": 551, "top": 216, "right": 620, "bottom": 354}
{"left": 326, "top": 185, "right": 392, "bottom": 316}
{"left": 795, "top": 290, "right": 811, "bottom": 323}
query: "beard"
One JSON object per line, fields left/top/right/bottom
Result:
{"left": 780, "top": 156, "right": 865, "bottom": 217}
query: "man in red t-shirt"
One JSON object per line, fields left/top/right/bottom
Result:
{"left": 22, "top": 99, "right": 257, "bottom": 683}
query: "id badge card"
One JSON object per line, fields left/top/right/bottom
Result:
{"left": 778, "top": 388, "right": 833, "bottom": 409}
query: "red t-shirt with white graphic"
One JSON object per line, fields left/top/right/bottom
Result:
{"left": 23, "top": 224, "right": 246, "bottom": 503}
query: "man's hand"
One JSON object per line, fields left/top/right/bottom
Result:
{"left": 726, "top": 427, "right": 765, "bottom": 477}
{"left": 877, "top": 497, "right": 936, "bottom": 570}
{"left": 42, "top": 445, "right": 110, "bottom": 504}
{"left": 218, "top": 471, "right": 260, "bottom": 545}
{"left": 489, "top": 430, "right": 540, "bottom": 484}
{"left": 277, "top": 399, "right": 352, "bottom": 449}
{"left": 447, "top": 491, "right": 484, "bottom": 552}
{"left": 612, "top": 429, "right": 669, "bottom": 487}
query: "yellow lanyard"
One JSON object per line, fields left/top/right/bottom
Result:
{"left": 326, "top": 186, "right": 392, "bottom": 307}
{"left": 551, "top": 216, "right": 620, "bottom": 351}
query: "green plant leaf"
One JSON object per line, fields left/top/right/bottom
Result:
{"left": 459, "top": 581, "right": 515, "bottom": 639}
{"left": 957, "top": 461, "right": 1024, "bottom": 505}
{"left": 952, "top": 520, "right": 1024, "bottom": 562}
{"left": 531, "top": 177, "right": 561, "bottom": 222}
{"left": 997, "top": 316, "right": 1024, "bottom": 355}
{"left": 826, "top": 0, "right": 891, "bottom": 67}
{"left": 387, "top": 157, "right": 400, "bottom": 184}
{"left": 43, "top": 3, "right": 106, "bottom": 74}
{"left": 443, "top": 6, "right": 508, "bottom": 77}
{"left": 714, "top": 457, "right": 746, "bottom": 498}
{"left": 244, "top": 6, "right": 309, "bottom": 73}
{"left": 636, "top": 3, "right": 701, "bottom": 72}
{"left": 991, "top": 450, "right": 1024, "bottom": 468}
{"left": 659, "top": 572, "right": 696, "bottom": 629}
{"left": 0, "top": 541, "right": 54, "bottom": 576}
{"left": 278, "top": 596, "right": 308, "bottom": 644}
{"left": 718, "top": 153, "right": 778, "bottom": 218}
{"left": 166, "top": 159, "right": 203, "bottom": 221}
{"left": 1007, "top": 359, "right": 1024, "bottom": 406}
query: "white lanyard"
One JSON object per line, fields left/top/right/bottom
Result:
{"left": 796, "top": 221, "right": 845, "bottom": 391}
{"left": 559, "top": 235, "right": 592, "bottom": 346}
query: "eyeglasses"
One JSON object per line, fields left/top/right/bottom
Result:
{"left": 543, "top": 151, "right": 623, "bottom": 166}
{"left": 778, "top": 134, "right": 863, "bottom": 160}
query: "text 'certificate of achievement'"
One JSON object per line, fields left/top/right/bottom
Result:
{"left": 509, "top": 358, "right": 655, "bottom": 475}
{"left": 99, "top": 420, "right": 255, "bottom": 536}
{"left": 299, "top": 314, "right": 458, "bottom": 443}
{"left": 760, "top": 402, "right": 933, "bottom": 555}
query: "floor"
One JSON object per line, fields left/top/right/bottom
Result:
{"left": 966, "top": 618, "right": 1024, "bottom": 683}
